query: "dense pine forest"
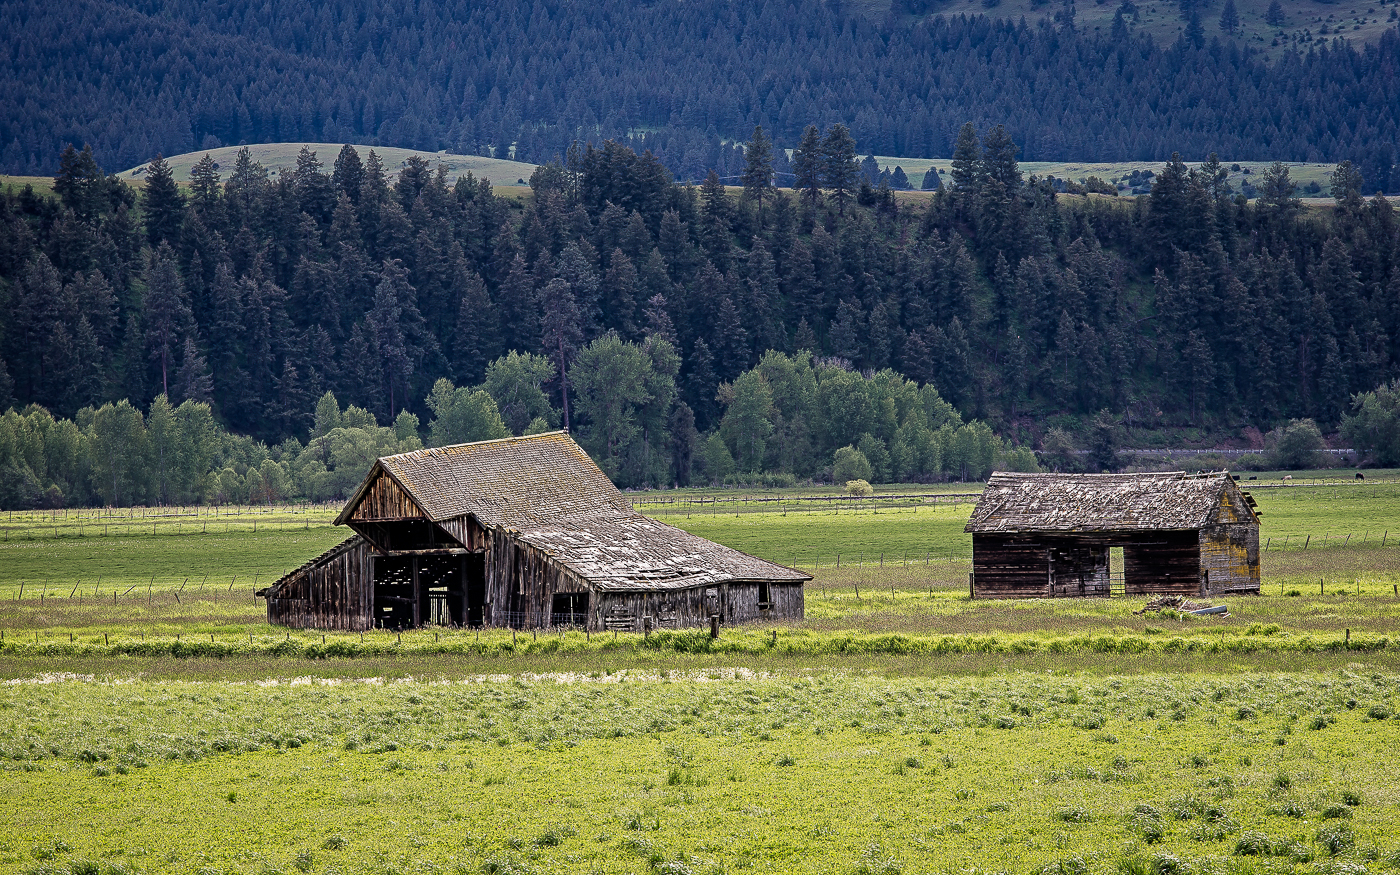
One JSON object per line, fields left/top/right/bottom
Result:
{"left": 2, "top": 0, "right": 1400, "bottom": 186}
{"left": 2, "top": 126, "right": 1400, "bottom": 508}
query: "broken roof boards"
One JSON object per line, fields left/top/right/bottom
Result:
{"left": 265, "top": 432, "right": 807, "bottom": 631}
{"left": 965, "top": 472, "right": 1261, "bottom": 599}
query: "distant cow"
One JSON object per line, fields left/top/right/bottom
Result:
{"left": 1247, "top": 476, "right": 1257, "bottom": 480}
{"left": 1284, "top": 475, "right": 1293, "bottom": 483}
{"left": 1357, "top": 472, "right": 1365, "bottom": 480}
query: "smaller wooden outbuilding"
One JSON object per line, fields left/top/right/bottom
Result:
{"left": 964, "top": 471, "right": 1261, "bottom": 599}
{"left": 260, "top": 432, "right": 808, "bottom": 631}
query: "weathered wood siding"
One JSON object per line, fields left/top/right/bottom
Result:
{"left": 1123, "top": 531, "right": 1201, "bottom": 596}
{"left": 972, "top": 536, "right": 1054, "bottom": 599}
{"left": 350, "top": 471, "right": 424, "bottom": 521}
{"left": 592, "top": 580, "right": 804, "bottom": 633}
{"left": 485, "top": 529, "right": 578, "bottom": 628}
{"left": 1049, "top": 542, "right": 1111, "bottom": 597}
{"left": 438, "top": 515, "right": 488, "bottom": 550}
{"left": 266, "top": 539, "right": 374, "bottom": 630}
{"left": 976, "top": 531, "right": 1210, "bottom": 599}
{"left": 1199, "top": 524, "right": 1260, "bottom": 594}
{"left": 768, "top": 582, "right": 805, "bottom": 620}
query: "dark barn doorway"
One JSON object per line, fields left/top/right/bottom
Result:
{"left": 373, "top": 553, "right": 483, "bottom": 629}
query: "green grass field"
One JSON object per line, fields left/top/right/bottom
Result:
{"left": 2, "top": 485, "right": 1400, "bottom": 874}
{"left": 1, "top": 671, "right": 1398, "bottom": 874}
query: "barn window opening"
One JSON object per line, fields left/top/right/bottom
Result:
{"left": 1110, "top": 547, "right": 1125, "bottom": 594}
{"left": 759, "top": 580, "right": 772, "bottom": 609}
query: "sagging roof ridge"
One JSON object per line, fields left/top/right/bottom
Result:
{"left": 334, "top": 431, "right": 808, "bottom": 589}
{"left": 966, "top": 470, "right": 1248, "bottom": 534}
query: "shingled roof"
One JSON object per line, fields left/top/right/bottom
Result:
{"left": 335, "top": 432, "right": 808, "bottom": 591}
{"left": 965, "top": 471, "right": 1252, "bottom": 534}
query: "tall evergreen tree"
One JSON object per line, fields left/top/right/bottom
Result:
{"left": 1218, "top": 0, "right": 1239, "bottom": 34}
{"left": 791, "top": 125, "right": 823, "bottom": 213}
{"left": 538, "top": 276, "right": 584, "bottom": 431}
{"left": 144, "top": 243, "right": 194, "bottom": 398}
{"left": 142, "top": 154, "right": 186, "bottom": 247}
{"left": 820, "top": 124, "right": 859, "bottom": 217}
{"left": 740, "top": 125, "right": 775, "bottom": 222}
{"left": 949, "top": 123, "right": 982, "bottom": 191}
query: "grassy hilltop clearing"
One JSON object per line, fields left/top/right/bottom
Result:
{"left": 1, "top": 483, "right": 1400, "bottom": 873}
{"left": 115, "top": 144, "right": 538, "bottom": 188}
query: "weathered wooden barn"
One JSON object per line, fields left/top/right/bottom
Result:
{"left": 260, "top": 432, "right": 808, "bottom": 631}
{"left": 964, "top": 472, "right": 1261, "bottom": 599}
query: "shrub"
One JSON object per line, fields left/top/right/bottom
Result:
{"left": 1234, "top": 831, "right": 1273, "bottom": 855}
{"left": 1268, "top": 419, "right": 1326, "bottom": 469}
{"left": 845, "top": 479, "right": 874, "bottom": 497}
{"left": 321, "top": 835, "right": 345, "bottom": 851}
{"left": 1339, "top": 790, "right": 1361, "bottom": 807}
{"left": 1321, "top": 804, "right": 1352, "bottom": 819}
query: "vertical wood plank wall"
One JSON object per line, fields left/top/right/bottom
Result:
{"left": 266, "top": 538, "right": 374, "bottom": 630}
{"left": 1198, "top": 524, "right": 1261, "bottom": 594}
{"left": 349, "top": 472, "right": 424, "bottom": 521}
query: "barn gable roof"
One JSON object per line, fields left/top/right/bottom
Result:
{"left": 335, "top": 432, "right": 807, "bottom": 591}
{"left": 965, "top": 471, "right": 1255, "bottom": 534}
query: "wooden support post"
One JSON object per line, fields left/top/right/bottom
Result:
{"left": 710, "top": 615, "right": 720, "bottom": 639}
{"left": 411, "top": 558, "right": 421, "bottom": 629}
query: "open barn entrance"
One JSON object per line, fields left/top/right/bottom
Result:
{"left": 373, "top": 553, "right": 482, "bottom": 629}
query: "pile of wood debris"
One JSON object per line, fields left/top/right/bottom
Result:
{"left": 1134, "top": 595, "right": 1218, "bottom": 614}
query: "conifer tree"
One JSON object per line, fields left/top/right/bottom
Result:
{"left": 332, "top": 145, "right": 365, "bottom": 205}
{"left": 791, "top": 125, "right": 823, "bottom": 213}
{"left": 820, "top": 124, "right": 859, "bottom": 217}
{"left": 538, "top": 277, "right": 584, "bottom": 431}
{"left": 1218, "top": 0, "right": 1239, "bottom": 34}
{"left": 142, "top": 154, "right": 186, "bottom": 247}
{"left": 54, "top": 144, "right": 106, "bottom": 221}
{"left": 740, "top": 125, "right": 774, "bottom": 221}
{"left": 144, "top": 243, "right": 194, "bottom": 398}
{"left": 949, "top": 123, "right": 982, "bottom": 191}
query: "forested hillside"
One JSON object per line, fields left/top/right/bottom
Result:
{"left": 1, "top": 128, "right": 1398, "bottom": 508}
{"left": 2, "top": 0, "right": 1399, "bottom": 186}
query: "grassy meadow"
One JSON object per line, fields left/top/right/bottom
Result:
{"left": 3, "top": 482, "right": 1400, "bottom": 874}
{"left": 1, "top": 671, "right": 1399, "bottom": 874}
{"left": 115, "top": 144, "right": 537, "bottom": 189}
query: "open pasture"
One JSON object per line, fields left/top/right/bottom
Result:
{"left": 115, "top": 144, "right": 537, "bottom": 188}
{"left": 0, "top": 485, "right": 1398, "bottom": 874}
{"left": 1, "top": 671, "right": 1398, "bottom": 874}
